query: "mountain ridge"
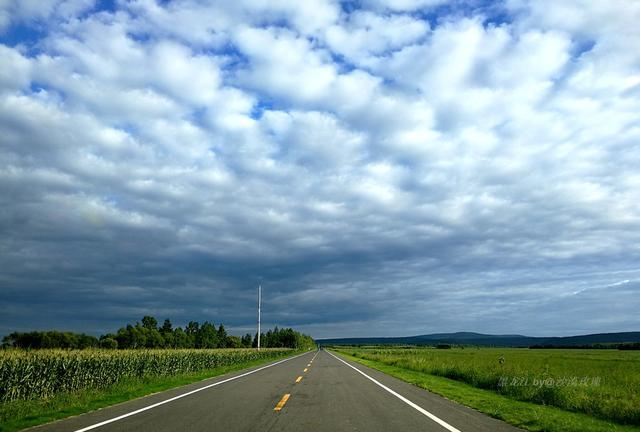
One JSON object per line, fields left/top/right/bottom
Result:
{"left": 317, "top": 331, "right": 640, "bottom": 347}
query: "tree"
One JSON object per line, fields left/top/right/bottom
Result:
{"left": 99, "top": 337, "right": 118, "bottom": 349}
{"left": 197, "top": 322, "right": 219, "bottom": 348}
{"left": 1, "top": 334, "right": 12, "bottom": 348}
{"left": 185, "top": 321, "right": 199, "bottom": 335}
{"left": 115, "top": 326, "right": 133, "bottom": 349}
{"left": 141, "top": 316, "right": 158, "bottom": 331}
{"left": 1, "top": 316, "right": 316, "bottom": 350}
{"left": 264, "top": 329, "right": 274, "bottom": 347}
{"left": 252, "top": 332, "right": 263, "bottom": 348}
{"left": 173, "top": 327, "right": 188, "bottom": 348}
{"left": 160, "top": 319, "right": 174, "bottom": 347}
{"left": 78, "top": 334, "right": 98, "bottom": 349}
{"left": 160, "top": 319, "right": 173, "bottom": 334}
{"left": 241, "top": 333, "right": 252, "bottom": 348}
{"left": 1, "top": 331, "right": 99, "bottom": 349}
{"left": 226, "top": 335, "right": 242, "bottom": 348}
{"left": 131, "top": 324, "right": 147, "bottom": 348}
{"left": 217, "top": 324, "right": 228, "bottom": 348}
{"left": 145, "top": 328, "right": 164, "bottom": 348}
{"left": 185, "top": 321, "right": 199, "bottom": 348}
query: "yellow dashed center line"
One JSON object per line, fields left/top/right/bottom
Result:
{"left": 277, "top": 353, "right": 315, "bottom": 413}
{"left": 274, "top": 394, "right": 290, "bottom": 411}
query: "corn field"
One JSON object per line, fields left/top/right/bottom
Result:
{"left": 0, "top": 348, "right": 292, "bottom": 403}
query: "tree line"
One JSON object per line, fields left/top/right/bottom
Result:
{"left": 2, "top": 316, "right": 315, "bottom": 350}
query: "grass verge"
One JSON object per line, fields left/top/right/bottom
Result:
{"left": 332, "top": 350, "right": 640, "bottom": 432}
{"left": 0, "top": 351, "right": 300, "bottom": 432}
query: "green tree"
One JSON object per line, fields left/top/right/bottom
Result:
{"left": 217, "top": 324, "right": 228, "bottom": 348}
{"left": 141, "top": 316, "right": 158, "bottom": 331}
{"left": 241, "top": 333, "right": 252, "bottom": 348}
{"left": 197, "top": 322, "right": 219, "bottom": 348}
{"left": 185, "top": 321, "right": 199, "bottom": 348}
{"left": 160, "top": 319, "right": 173, "bottom": 334}
{"left": 226, "top": 335, "right": 242, "bottom": 348}
{"left": 173, "top": 327, "right": 188, "bottom": 348}
{"left": 145, "top": 328, "right": 165, "bottom": 348}
{"left": 99, "top": 337, "right": 118, "bottom": 349}
{"left": 160, "top": 319, "right": 174, "bottom": 347}
{"left": 132, "top": 324, "right": 147, "bottom": 348}
{"left": 115, "top": 326, "right": 133, "bottom": 348}
{"left": 252, "top": 332, "right": 263, "bottom": 348}
{"left": 2, "top": 317, "right": 315, "bottom": 350}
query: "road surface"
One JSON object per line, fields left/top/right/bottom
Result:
{"left": 31, "top": 349, "right": 521, "bottom": 432}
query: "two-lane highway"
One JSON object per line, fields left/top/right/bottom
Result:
{"left": 31, "top": 350, "right": 522, "bottom": 432}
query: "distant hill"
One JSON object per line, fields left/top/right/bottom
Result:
{"left": 317, "top": 331, "right": 640, "bottom": 347}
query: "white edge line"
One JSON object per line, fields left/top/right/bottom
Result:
{"left": 73, "top": 351, "right": 312, "bottom": 432}
{"left": 326, "top": 350, "right": 463, "bottom": 432}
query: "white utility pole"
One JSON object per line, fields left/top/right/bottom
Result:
{"left": 257, "top": 285, "right": 261, "bottom": 350}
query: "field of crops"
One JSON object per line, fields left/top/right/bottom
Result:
{"left": 336, "top": 347, "right": 640, "bottom": 426}
{"left": 0, "top": 348, "right": 292, "bottom": 403}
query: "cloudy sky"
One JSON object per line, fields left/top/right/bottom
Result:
{"left": 1, "top": 0, "right": 639, "bottom": 339}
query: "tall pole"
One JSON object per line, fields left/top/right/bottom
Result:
{"left": 257, "top": 285, "right": 261, "bottom": 350}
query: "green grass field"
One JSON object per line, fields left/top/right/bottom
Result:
{"left": 333, "top": 346, "right": 640, "bottom": 429}
{"left": 0, "top": 348, "right": 295, "bottom": 432}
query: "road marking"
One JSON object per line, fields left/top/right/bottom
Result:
{"left": 307, "top": 363, "right": 311, "bottom": 367}
{"left": 327, "top": 351, "right": 463, "bottom": 432}
{"left": 304, "top": 368, "right": 308, "bottom": 372}
{"left": 295, "top": 376, "right": 303, "bottom": 383}
{"left": 72, "top": 351, "right": 312, "bottom": 432}
{"left": 274, "top": 393, "right": 291, "bottom": 411}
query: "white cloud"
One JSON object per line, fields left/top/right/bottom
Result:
{"left": 325, "top": 11, "right": 429, "bottom": 64}
{"left": 256, "top": 0, "right": 340, "bottom": 34}
{"left": 0, "top": 9, "right": 10, "bottom": 33}
{"left": 507, "top": 0, "right": 640, "bottom": 43}
{"left": 0, "top": 0, "right": 95, "bottom": 29}
{"left": 149, "top": 41, "right": 221, "bottom": 106}
{"left": 0, "top": 45, "right": 31, "bottom": 91}
{"left": 234, "top": 26, "right": 337, "bottom": 105}
{"left": 375, "top": 18, "right": 571, "bottom": 98}
{"left": 0, "top": 0, "right": 639, "bottom": 336}
{"left": 261, "top": 110, "right": 366, "bottom": 168}
{"left": 124, "top": 0, "right": 339, "bottom": 46}
{"left": 361, "top": 0, "right": 448, "bottom": 12}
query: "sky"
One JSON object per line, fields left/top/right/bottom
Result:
{"left": 0, "top": 0, "right": 639, "bottom": 339}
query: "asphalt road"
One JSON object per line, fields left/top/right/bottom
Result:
{"left": 31, "top": 349, "right": 522, "bottom": 432}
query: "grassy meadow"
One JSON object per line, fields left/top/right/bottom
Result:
{"left": 0, "top": 348, "right": 295, "bottom": 431}
{"left": 334, "top": 346, "right": 640, "bottom": 428}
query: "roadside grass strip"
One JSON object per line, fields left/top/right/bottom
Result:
{"left": 332, "top": 351, "right": 640, "bottom": 432}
